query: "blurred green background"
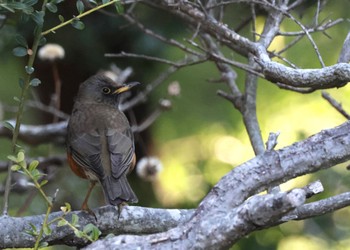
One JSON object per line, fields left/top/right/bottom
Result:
{"left": 1, "top": 1, "right": 350, "bottom": 249}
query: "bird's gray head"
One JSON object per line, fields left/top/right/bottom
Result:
{"left": 76, "top": 74, "right": 139, "bottom": 106}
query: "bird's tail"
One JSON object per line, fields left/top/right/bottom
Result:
{"left": 102, "top": 175, "right": 138, "bottom": 205}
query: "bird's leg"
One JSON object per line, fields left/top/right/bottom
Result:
{"left": 117, "top": 202, "right": 127, "bottom": 219}
{"left": 81, "top": 181, "right": 97, "bottom": 219}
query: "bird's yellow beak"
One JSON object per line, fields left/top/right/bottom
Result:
{"left": 113, "top": 82, "right": 140, "bottom": 94}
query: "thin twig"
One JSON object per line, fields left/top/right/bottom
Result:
{"left": 287, "top": 0, "right": 307, "bottom": 10}
{"left": 277, "top": 19, "right": 343, "bottom": 36}
{"left": 41, "top": 0, "right": 121, "bottom": 35}
{"left": 122, "top": 14, "right": 202, "bottom": 56}
{"left": 276, "top": 35, "right": 304, "bottom": 55}
{"left": 186, "top": 39, "right": 263, "bottom": 77}
{"left": 279, "top": 6, "right": 326, "bottom": 67}
{"left": 322, "top": 91, "right": 350, "bottom": 120}
{"left": 105, "top": 51, "right": 208, "bottom": 67}
{"left": 268, "top": 51, "right": 298, "bottom": 68}
{"left": 275, "top": 82, "right": 316, "bottom": 93}
{"left": 3, "top": 0, "right": 49, "bottom": 216}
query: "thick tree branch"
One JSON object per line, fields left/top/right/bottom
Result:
{"left": 258, "top": 61, "right": 350, "bottom": 89}
{"left": 2, "top": 121, "right": 350, "bottom": 248}
{"left": 0, "top": 205, "right": 193, "bottom": 248}
{"left": 143, "top": 0, "right": 349, "bottom": 90}
{"left": 84, "top": 121, "right": 350, "bottom": 249}
{"left": 0, "top": 120, "right": 67, "bottom": 145}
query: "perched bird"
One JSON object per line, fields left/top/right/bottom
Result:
{"left": 66, "top": 74, "right": 139, "bottom": 211}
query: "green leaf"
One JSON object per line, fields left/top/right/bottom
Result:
{"left": 6, "top": 2, "right": 27, "bottom": 10}
{"left": 58, "top": 14, "right": 65, "bottom": 23}
{"left": 31, "top": 10, "right": 44, "bottom": 26}
{"left": 71, "top": 19, "right": 85, "bottom": 30}
{"left": 3, "top": 121, "right": 14, "bottom": 132}
{"left": 60, "top": 203, "right": 71, "bottom": 213}
{"left": 102, "top": 0, "right": 109, "bottom": 4}
{"left": 28, "top": 160, "right": 39, "bottom": 171}
{"left": 23, "top": 0, "right": 38, "bottom": 6}
{"left": 74, "top": 229, "right": 84, "bottom": 238}
{"left": 71, "top": 214, "right": 79, "bottom": 226}
{"left": 0, "top": 4, "right": 15, "bottom": 12}
{"left": 30, "top": 168, "right": 45, "bottom": 181}
{"left": 30, "top": 78, "right": 41, "bottom": 86}
{"left": 15, "top": 35, "right": 28, "bottom": 47}
{"left": 76, "top": 0, "right": 84, "bottom": 14}
{"left": 7, "top": 154, "right": 17, "bottom": 162}
{"left": 83, "top": 224, "right": 101, "bottom": 241}
{"left": 57, "top": 219, "right": 68, "bottom": 227}
{"left": 52, "top": 0, "right": 64, "bottom": 4}
{"left": 43, "top": 224, "right": 52, "bottom": 235}
{"left": 40, "top": 179, "right": 48, "bottom": 187}
{"left": 38, "top": 241, "right": 49, "bottom": 248}
{"left": 25, "top": 66, "right": 34, "bottom": 74}
{"left": 13, "top": 47, "right": 27, "bottom": 57}
{"left": 17, "top": 151, "right": 25, "bottom": 162}
{"left": 11, "top": 164, "right": 21, "bottom": 171}
{"left": 114, "top": 1, "right": 124, "bottom": 14}
{"left": 83, "top": 223, "right": 94, "bottom": 233}
{"left": 24, "top": 223, "right": 39, "bottom": 237}
{"left": 46, "top": 2, "right": 57, "bottom": 13}
{"left": 22, "top": 6, "right": 34, "bottom": 15}
{"left": 105, "top": 233, "right": 115, "bottom": 239}
{"left": 88, "top": 0, "right": 97, "bottom": 5}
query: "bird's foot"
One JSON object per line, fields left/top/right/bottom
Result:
{"left": 116, "top": 202, "right": 128, "bottom": 219}
{"left": 81, "top": 204, "right": 97, "bottom": 221}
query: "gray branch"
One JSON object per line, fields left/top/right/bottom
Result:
{"left": 258, "top": 61, "right": 350, "bottom": 89}
{"left": 0, "top": 205, "right": 194, "bottom": 248}
{"left": 1, "top": 121, "right": 350, "bottom": 248}
{"left": 84, "top": 121, "right": 350, "bottom": 249}
{"left": 0, "top": 120, "right": 67, "bottom": 145}
{"left": 141, "top": 0, "right": 350, "bottom": 90}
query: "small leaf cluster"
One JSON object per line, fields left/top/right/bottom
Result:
{"left": 69, "top": 0, "right": 124, "bottom": 31}
{"left": 13, "top": 33, "right": 44, "bottom": 87}
{"left": 9, "top": 151, "right": 47, "bottom": 187}
{"left": 12, "top": 26, "right": 46, "bottom": 55}
{"left": 9, "top": 151, "right": 102, "bottom": 246}
{"left": 45, "top": 0, "right": 63, "bottom": 13}
{"left": 0, "top": 0, "right": 47, "bottom": 26}
{"left": 58, "top": 203, "right": 102, "bottom": 242}
{"left": 0, "top": 0, "right": 38, "bottom": 15}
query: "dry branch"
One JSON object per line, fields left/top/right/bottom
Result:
{"left": 1, "top": 121, "right": 350, "bottom": 248}
{"left": 0, "top": 206, "right": 193, "bottom": 248}
{"left": 84, "top": 120, "right": 350, "bottom": 249}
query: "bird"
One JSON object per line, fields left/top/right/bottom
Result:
{"left": 66, "top": 74, "right": 139, "bottom": 211}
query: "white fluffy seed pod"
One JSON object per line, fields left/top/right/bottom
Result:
{"left": 167, "top": 81, "right": 181, "bottom": 96}
{"left": 38, "top": 43, "right": 65, "bottom": 61}
{"left": 136, "top": 156, "right": 163, "bottom": 182}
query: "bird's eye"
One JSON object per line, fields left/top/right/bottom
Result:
{"left": 102, "top": 87, "right": 111, "bottom": 94}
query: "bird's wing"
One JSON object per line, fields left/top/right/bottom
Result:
{"left": 68, "top": 128, "right": 134, "bottom": 180}
{"left": 68, "top": 129, "right": 104, "bottom": 178}
{"left": 107, "top": 127, "right": 135, "bottom": 179}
